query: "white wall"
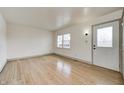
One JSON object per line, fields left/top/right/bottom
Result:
{"left": 53, "top": 23, "right": 92, "bottom": 63}
{"left": 0, "top": 13, "right": 7, "bottom": 72}
{"left": 7, "top": 24, "right": 53, "bottom": 60}
{"left": 53, "top": 10, "right": 123, "bottom": 64}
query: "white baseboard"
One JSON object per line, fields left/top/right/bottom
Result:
{"left": 53, "top": 53, "right": 91, "bottom": 64}
{"left": 7, "top": 53, "right": 53, "bottom": 62}
{"left": 0, "top": 60, "right": 7, "bottom": 73}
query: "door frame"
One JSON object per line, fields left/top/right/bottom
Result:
{"left": 91, "top": 18, "right": 122, "bottom": 71}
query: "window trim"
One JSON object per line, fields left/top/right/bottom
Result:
{"left": 56, "top": 33, "right": 71, "bottom": 49}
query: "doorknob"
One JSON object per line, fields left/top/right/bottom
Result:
{"left": 93, "top": 45, "right": 96, "bottom": 50}
{"left": 93, "top": 47, "right": 96, "bottom": 50}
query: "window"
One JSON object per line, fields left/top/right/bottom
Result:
{"left": 57, "top": 33, "right": 71, "bottom": 48}
{"left": 63, "top": 33, "right": 71, "bottom": 48}
{"left": 97, "top": 26, "right": 113, "bottom": 47}
{"left": 57, "top": 35, "right": 63, "bottom": 48}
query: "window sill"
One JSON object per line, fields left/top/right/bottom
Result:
{"left": 56, "top": 47, "right": 71, "bottom": 50}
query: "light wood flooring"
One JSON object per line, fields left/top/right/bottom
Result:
{"left": 0, "top": 54, "right": 124, "bottom": 85}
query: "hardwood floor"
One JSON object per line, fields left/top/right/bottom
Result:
{"left": 0, "top": 54, "right": 123, "bottom": 85}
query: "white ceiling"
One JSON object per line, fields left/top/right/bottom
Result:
{"left": 0, "top": 7, "right": 122, "bottom": 31}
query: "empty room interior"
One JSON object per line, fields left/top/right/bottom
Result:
{"left": 0, "top": 7, "right": 124, "bottom": 85}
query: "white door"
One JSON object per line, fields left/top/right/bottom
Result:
{"left": 93, "top": 21, "right": 119, "bottom": 71}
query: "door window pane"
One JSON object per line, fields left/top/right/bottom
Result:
{"left": 97, "top": 26, "right": 113, "bottom": 47}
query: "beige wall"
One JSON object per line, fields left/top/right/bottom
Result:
{"left": 0, "top": 13, "right": 7, "bottom": 72}
{"left": 53, "top": 10, "right": 123, "bottom": 64}
{"left": 7, "top": 24, "right": 53, "bottom": 60}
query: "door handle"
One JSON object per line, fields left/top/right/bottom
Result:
{"left": 93, "top": 48, "right": 96, "bottom": 50}
{"left": 93, "top": 45, "right": 96, "bottom": 50}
